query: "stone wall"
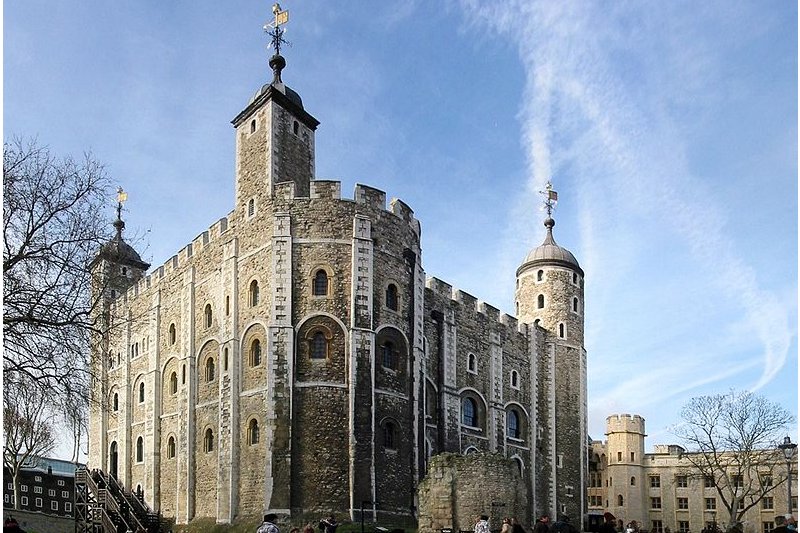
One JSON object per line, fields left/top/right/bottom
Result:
{"left": 417, "top": 453, "right": 529, "bottom": 533}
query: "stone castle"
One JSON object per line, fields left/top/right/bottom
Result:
{"left": 88, "top": 10, "right": 588, "bottom": 526}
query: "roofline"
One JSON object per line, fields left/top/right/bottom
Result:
{"left": 517, "top": 259, "right": 584, "bottom": 278}
{"left": 231, "top": 83, "right": 320, "bottom": 130}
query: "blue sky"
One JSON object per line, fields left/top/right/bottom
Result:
{"left": 5, "top": 1, "right": 797, "bottom": 460}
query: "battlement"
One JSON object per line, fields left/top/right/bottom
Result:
{"left": 123, "top": 215, "right": 232, "bottom": 301}
{"left": 309, "top": 180, "right": 341, "bottom": 200}
{"left": 606, "top": 413, "right": 646, "bottom": 435}
{"left": 425, "top": 277, "right": 527, "bottom": 335}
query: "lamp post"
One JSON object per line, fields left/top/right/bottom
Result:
{"left": 778, "top": 436, "right": 797, "bottom": 514}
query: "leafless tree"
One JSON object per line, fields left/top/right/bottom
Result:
{"left": 3, "top": 374, "right": 57, "bottom": 509}
{"left": 673, "top": 390, "right": 794, "bottom": 531}
{"left": 3, "top": 137, "right": 113, "bottom": 453}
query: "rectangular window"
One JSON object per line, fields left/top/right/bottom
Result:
{"left": 58, "top": 480, "right": 65, "bottom": 487}
{"left": 651, "top": 497, "right": 662, "bottom": 509}
{"left": 650, "top": 475, "right": 661, "bottom": 488}
{"left": 761, "top": 475, "right": 773, "bottom": 487}
{"left": 48, "top": 489, "right": 55, "bottom": 497}
{"left": 51, "top": 500, "right": 58, "bottom": 511}
{"left": 6, "top": 483, "right": 11, "bottom": 490}
{"left": 652, "top": 521, "right": 663, "bottom": 533}
{"left": 677, "top": 497, "right": 689, "bottom": 510}
{"left": 3, "top": 495, "right": 8, "bottom": 504}
{"left": 631, "top": 452, "right": 635, "bottom": 461}
{"left": 62, "top": 490, "right": 69, "bottom": 498}
{"left": 739, "top": 499, "right": 746, "bottom": 510}
{"left": 20, "top": 484, "right": 28, "bottom": 493}
{"left": 34, "top": 486, "right": 42, "bottom": 494}
{"left": 35, "top": 497, "right": 42, "bottom": 508}
{"left": 733, "top": 475, "right": 744, "bottom": 488}
{"left": 679, "top": 521, "right": 690, "bottom": 533}
{"left": 705, "top": 498, "right": 716, "bottom": 510}
{"left": 34, "top": 476, "right": 41, "bottom": 482}
{"left": 763, "top": 523, "right": 774, "bottom": 533}
{"left": 762, "top": 497, "right": 774, "bottom": 510}
{"left": 65, "top": 502, "right": 72, "bottom": 513}
{"left": 618, "top": 451, "right": 623, "bottom": 462}
{"left": 792, "top": 496, "right": 797, "bottom": 511}
{"left": 705, "top": 475, "right": 715, "bottom": 488}
{"left": 557, "top": 454, "right": 564, "bottom": 468}
{"left": 676, "top": 475, "right": 688, "bottom": 488}
{"left": 21, "top": 496, "right": 28, "bottom": 506}
{"left": 565, "top": 485, "right": 574, "bottom": 496}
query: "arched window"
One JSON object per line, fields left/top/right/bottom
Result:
{"left": 167, "top": 436, "right": 176, "bottom": 459}
{"left": 248, "top": 419, "right": 260, "bottom": 445}
{"left": 631, "top": 476, "right": 636, "bottom": 486}
{"left": 618, "top": 495, "right": 624, "bottom": 506}
{"left": 249, "top": 280, "right": 259, "bottom": 306}
{"left": 511, "top": 370, "right": 519, "bottom": 388}
{"left": 559, "top": 323, "right": 566, "bottom": 338}
{"left": 572, "top": 297, "right": 579, "bottom": 313}
{"left": 311, "top": 332, "right": 327, "bottom": 359}
{"left": 312, "top": 269, "right": 329, "bottom": 296}
{"left": 573, "top": 272, "right": 578, "bottom": 284}
{"left": 384, "top": 422, "right": 397, "bottom": 450}
{"left": 138, "top": 382, "right": 145, "bottom": 403}
{"left": 462, "top": 397, "right": 478, "bottom": 427}
{"left": 381, "top": 342, "right": 395, "bottom": 370}
{"left": 205, "top": 357, "right": 215, "bottom": 382}
{"left": 136, "top": 436, "right": 144, "bottom": 463}
{"left": 537, "top": 294, "right": 545, "bottom": 309}
{"left": 250, "top": 119, "right": 256, "bottom": 134}
{"left": 204, "top": 304, "right": 212, "bottom": 328}
{"left": 113, "top": 393, "right": 119, "bottom": 411}
{"left": 385, "top": 284, "right": 398, "bottom": 311}
{"left": 293, "top": 121, "right": 299, "bottom": 135}
{"left": 168, "top": 323, "right": 176, "bottom": 345}
{"left": 169, "top": 372, "right": 178, "bottom": 395}
{"left": 507, "top": 410, "right": 520, "bottom": 439}
{"left": 248, "top": 198, "right": 255, "bottom": 217}
{"left": 533, "top": 318, "right": 541, "bottom": 327}
{"left": 537, "top": 270, "right": 544, "bottom": 281}
{"left": 250, "top": 339, "right": 262, "bottom": 367}
{"left": 467, "top": 353, "right": 477, "bottom": 373}
{"left": 204, "top": 428, "right": 214, "bottom": 453}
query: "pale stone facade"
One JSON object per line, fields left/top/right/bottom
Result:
{"left": 88, "top": 46, "right": 588, "bottom": 526}
{"left": 589, "top": 415, "right": 798, "bottom": 533}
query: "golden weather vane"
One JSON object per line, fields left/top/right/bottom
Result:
{"left": 539, "top": 181, "right": 558, "bottom": 218}
{"left": 264, "top": 3, "right": 290, "bottom": 56}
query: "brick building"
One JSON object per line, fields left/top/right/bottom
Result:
{"left": 589, "top": 415, "right": 798, "bottom": 533}
{"left": 88, "top": 12, "right": 588, "bottom": 526}
{"left": 3, "top": 456, "right": 79, "bottom": 518}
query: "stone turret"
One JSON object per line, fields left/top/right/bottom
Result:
{"left": 606, "top": 414, "right": 647, "bottom": 525}
{"left": 514, "top": 184, "right": 587, "bottom": 521}
{"left": 231, "top": 44, "right": 320, "bottom": 215}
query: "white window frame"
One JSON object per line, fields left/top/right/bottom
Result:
{"left": 51, "top": 500, "right": 58, "bottom": 511}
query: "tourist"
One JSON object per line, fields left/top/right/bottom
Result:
{"left": 553, "top": 515, "right": 577, "bottom": 533}
{"left": 303, "top": 523, "right": 315, "bottom": 533}
{"left": 320, "top": 515, "right": 339, "bottom": 533}
{"left": 257, "top": 513, "right": 280, "bottom": 533}
{"left": 773, "top": 516, "right": 789, "bottom": 533}
{"left": 533, "top": 515, "right": 550, "bottom": 533}
{"left": 511, "top": 517, "right": 527, "bottom": 533}
{"left": 599, "top": 513, "right": 616, "bottom": 533}
{"left": 475, "top": 515, "right": 490, "bottom": 533}
{"left": 786, "top": 515, "right": 797, "bottom": 532}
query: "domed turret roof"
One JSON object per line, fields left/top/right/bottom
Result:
{"left": 92, "top": 213, "right": 150, "bottom": 271}
{"left": 518, "top": 217, "right": 583, "bottom": 276}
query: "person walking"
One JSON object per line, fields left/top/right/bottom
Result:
{"left": 257, "top": 514, "right": 280, "bottom": 533}
{"left": 475, "top": 515, "right": 490, "bottom": 533}
{"left": 533, "top": 515, "right": 550, "bottom": 533}
{"left": 320, "top": 515, "right": 339, "bottom": 533}
{"left": 599, "top": 513, "right": 616, "bottom": 533}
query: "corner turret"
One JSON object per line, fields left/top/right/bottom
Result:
{"left": 232, "top": 3, "right": 319, "bottom": 216}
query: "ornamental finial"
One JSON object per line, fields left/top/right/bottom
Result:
{"left": 539, "top": 181, "right": 558, "bottom": 218}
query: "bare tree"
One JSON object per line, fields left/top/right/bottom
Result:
{"left": 3, "top": 137, "right": 113, "bottom": 452}
{"left": 673, "top": 390, "right": 794, "bottom": 531}
{"left": 3, "top": 374, "right": 57, "bottom": 509}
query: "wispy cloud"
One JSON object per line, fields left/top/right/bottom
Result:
{"left": 458, "top": 0, "right": 796, "bottom": 430}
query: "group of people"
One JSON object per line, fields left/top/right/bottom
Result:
{"left": 474, "top": 513, "right": 578, "bottom": 533}
{"left": 257, "top": 513, "right": 339, "bottom": 533}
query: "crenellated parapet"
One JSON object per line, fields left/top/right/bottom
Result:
{"left": 606, "top": 413, "right": 646, "bottom": 435}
